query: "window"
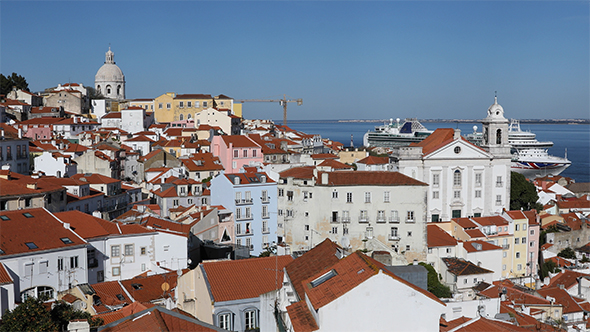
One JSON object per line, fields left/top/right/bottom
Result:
{"left": 195, "top": 101, "right": 200, "bottom": 108}
{"left": 234, "top": 149, "right": 239, "bottom": 158}
{"left": 346, "top": 192, "right": 353, "bottom": 203}
{"left": 359, "top": 210, "right": 368, "bottom": 222}
{"left": 406, "top": 245, "right": 411, "bottom": 251}
{"left": 262, "top": 205, "right": 269, "bottom": 218}
{"left": 218, "top": 313, "right": 232, "bottom": 330}
{"left": 530, "top": 241, "right": 535, "bottom": 247}
{"left": 39, "top": 261, "right": 48, "bottom": 274}
{"left": 432, "top": 174, "right": 440, "bottom": 186}
{"left": 124, "top": 244, "right": 133, "bottom": 256}
{"left": 523, "top": 224, "right": 527, "bottom": 230}
{"left": 390, "top": 210, "right": 399, "bottom": 222}
{"left": 391, "top": 227, "right": 398, "bottom": 237}
{"left": 377, "top": 210, "right": 385, "bottom": 222}
{"left": 332, "top": 191, "right": 338, "bottom": 199}
{"left": 475, "top": 190, "right": 481, "bottom": 198}
{"left": 246, "top": 238, "right": 252, "bottom": 250}
{"left": 496, "top": 195, "right": 502, "bottom": 205}
{"left": 253, "top": 149, "right": 257, "bottom": 157}
{"left": 515, "top": 224, "right": 519, "bottom": 231}
{"left": 112, "top": 267, "right": 121, "bottom": 276}
{"left": 453, "top": 170, "right": 461, "bottom": 186}
{"left": 343, "top": 226, "right": 349, "bottom": 235}
{"left": 454, "top": 190, "right": 461, "bottom": 199}
{"left": 58, "top": 258, "right": 64, "bottom": 271}
{"left": 6, "top": 146, "right": 11, "bottom": 160}
{"left": 433, "top": 191, "right": 439, "bottom": 199}
{"left": 502, "top": 264, "right": 507, "bottom": 271}
{"left": 522, "top": 237, "right": 526, "bottom": 243}
{"left": 111, "top": 245, "right": 120, "bottom": 257}
{"left": 203, "top": 101, "right": 208, "bottom": 107}
{"left": 179, "top": 101, "right": 184, "bottom": 108}
{"left": 517, "top": 264, "right": 522, "bottom": 271}
{"left": 432, "top": 214, "right": 440, "bottom": 222}
{"left": 406, "top": 211, "right": 415, "bottom": 222}
{"left": 364, "top": 192, "right": 371, "bottom": 203}
{"left": 383, "top": 191, "right": 390, "bottom": 202}
{"left": 503, "top": 251, "right": 507, "bottom": 258}
{"left": 496, "top": 176, "right": 503, "bottom": 187}
{"left": 236, "top": 223, "right": 242, "bottom": 235}
{"left": 515, "top": 238, "right": 519, "bottom": 245}
{"left": 516, "top": 252, "right": 520, "bottom": 259}
{"left": 452, "top": 210, "right": 461, "bottom": 218}
{"left": 475, "top": 173, "right": 482, "bottom": 186}
{"left": 287, "top": 191, "right": 293, "bottom": 201}
{"left": 245, "top": 207, "right": 251, "bottom": 219}
{"left": 496, "top": 129, "right": 502, "bottom": 144}
{"left": 530, "top": 230, "right": 534, "bottom": 235}
{"left": 242, "top": 149, "right": 248, "bottom": 158}
{"left": 70, "top": 256, "right": 79, "bottom": 269}
{"left": 173, "top": 199, "right": 179, "bottom": 207}
{"left": 278, "top": 189, "right": 284, "bottom": 197}
{"left": 187, "top": 101, "right": 192, "bottom": 108}
{"left": 332, "top": 226, "right": 338, "bottom": 234}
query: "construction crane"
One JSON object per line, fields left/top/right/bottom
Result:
{"left": 237, "top": 94, "right": 302, "bottom": 126}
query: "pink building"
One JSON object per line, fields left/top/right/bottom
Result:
{"left": 14, "top": 117, "right": 60, "bottom": 140}
{"left": 211, "top": 135, "right": 262, "bottom": 173}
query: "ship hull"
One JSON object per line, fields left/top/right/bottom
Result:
{"left": 511, "top": 160, "right": 571, "bottom": 179}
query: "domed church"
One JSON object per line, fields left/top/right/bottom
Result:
{"left": 95, "top": 47, "right": 125, "bottom": 100}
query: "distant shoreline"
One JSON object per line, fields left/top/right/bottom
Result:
{"left": 283, "top": 119, "right": 590, "bottom": 125}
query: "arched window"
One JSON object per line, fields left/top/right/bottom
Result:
{"left": 216, "top": 311, "right": 233, "bottom": 330}
{"left": 97, "top": 85, "right": 101, "bottom": 94}
{"left": 187, "top": 113, "right": 192, "bottom": 120}
{"left": 453, "top": 170, "right": 462, "bottom": 187}
{"left": 117, "top": 85, "right": 121, "bottom": 96}
{"left": 106, "top": 85, "right": 112, "bottom": 95}
{"left": 496, "top": 129, "right": 502, "bottom": 144}
{"left": 179, "top": 114, "right": 184, "bottom": 121}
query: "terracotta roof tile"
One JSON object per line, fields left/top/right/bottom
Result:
{"left": 0, "top": 208, "right": 86, "bottom": 256}
{"left": 463, "top": 240, "right": 502, "bottom": 253}
{"left": 202, "top": 255, "right": 293, "bottom": 302}
{"left": 317, "top": 171, "right": 427, "bottom": 186}
{"left": 442, "top": 257, "right": 493, "bottom": 276}
{"left": 427, "top": 224, "right": 458, "bottom": 247}
{"left": 286, "top": 301, "right": 318, "bottom": 332}
{"left": 0, "top": 262, "right": 13, "bottom": 284}
{"left": 120, "top": 271, "right": 183, "bottom": 304}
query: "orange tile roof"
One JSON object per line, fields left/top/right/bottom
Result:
{"left": 465, "top": 229, "right": 486, "bottom": 239}
{"left": 120, "top": 271, "right": 183, "bottom": 304}
{"left": 316, "top": 159, "right": 353, "bottom": 169}
{"left": 427, "top": 224, "right": 458, "bottom": 247}
{"left": 310, "top": 153, "right": 338, "bottom": 160}
{"left": 91, "top": 280, "right": 130, "bottom": 311}
{"left": 0, "top": 262, "right": 13, "bottom": 284}
{"left": 201, "top": 255, "right": 293, "bottom": 302}
{"left": 280, "top": 166, "right": 316, "bottom": 179}
{"left": 0, "top": 208, "right": 86, "bottom": 256}
{"left": 537, "top": 287, "right": 586, "bottom": 314}
{"left": 463, "top": 240, "right": 502, "bottom": 253}
{"left": 220, "top": 135, "right": 260, "bottom": 148}
{"left": 317, "top": 171, "right": 427, "bottom": 186}
{"left": 98, "top": 306, "right": 221, "bottom": 331}
{"left": 472, "top": 215, "right": 509, "bottom": 226}
{"left": 286, "top": 301, "right": 318, "bottom": 332}
{"left": 71, "top": 173, "right": 120, "bottom": 184}
{"left": 442, "top": 257, "right": 494, "bottom": 276}
{"left": 546, "top": 270, "right": 588, "bottom": 290}
{"left": 443, "top": 316, "right": 531, "bottom": 331}
{"left": 356, "top": 155, "right": 389, "bottom": 165}
{"left": 285, "top": 239, "right": 342, "bottom": 300}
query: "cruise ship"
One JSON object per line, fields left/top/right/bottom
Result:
{"left": 506, "top": 119, "right": 571, "bottom": 179}
{"left": 362, "top": 118, "right": 432, "bottom": 148}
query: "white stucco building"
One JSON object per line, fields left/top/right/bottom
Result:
{"left": 33, "top": 151, "right": 77, "bottom": 178}
{"left": 278, "top": 167, "right": 429, "bottom": 263}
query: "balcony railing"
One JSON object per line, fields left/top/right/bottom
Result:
{"left": 376, "top": 217, "right": 386, "bottom": 223}
{"left": 261, "top": 197, "right": 270, "bottom": 203}
{"left": 341, "top": 217, "right": 350, "bottom": 223}
{"left": 358, "top": 215, "right": 369, "bottom": 223}
{"left": 389, "top": 217, "right": 399, "bottom": 223}
{"left": 502, "top": 244, "right": 510, "bottom": 250}
{"left": 388, "top": 235, "right": 400, "bottom": 241}
{"left": 235, "top": 198, "right": 253, "bottom": 205}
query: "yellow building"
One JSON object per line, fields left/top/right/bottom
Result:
{"left": 128, "top": 98, "right": 154, "bottom": 111}
{"left": 505, "top": 212, "right": 530, "bottom": 278}
{"left": 154, "top": 93, "right": 222, "bottom": 123}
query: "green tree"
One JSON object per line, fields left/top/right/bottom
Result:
{"left": 0, "top": 72, "right": 29, "bottom": 95}
{"left": 0, "top": 296, "right": 56, "bottom": 332}
{"left": 417, "top": 262, "right": 452, "bottom": 298}
{"left": 87, "top": 86, "right": 104, "bottom": 99}
{"left": 557, "top": 247, "right": 576, "bottom": 259}
{"left": 0, "top": 297, "right": 103, "bottom": 332}
{"left": 510, "top": 172, "right": 543, "bottom": 211}
{"left": 540, "top": 260, "right": 559, "bottom": 279}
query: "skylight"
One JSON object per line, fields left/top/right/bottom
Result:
{"left": 0, "top": 248, "right": 5, "bottom": 255}
{"left": 310, "top": 269, "right": 338, "bottom": 288}
{"left": 22, "top": 212, "right": 34, "bottom": 218}
{"left": 0, "top": 215, "right": 9, "bottom": 221}
{"left": 60, "top": 237, "right": 74, "bottom": 244}
{"left": 25, "top": 242, "right": 38, "bottom": 249}
{"left": 116, "top": 294, "right": 125, "bottom": 301}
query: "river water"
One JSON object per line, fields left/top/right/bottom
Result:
{"left": 285, "top": 120, "right": 590, "bottom": 183}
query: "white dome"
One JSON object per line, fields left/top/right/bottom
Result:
{"left": 487, "top": 96, "right": 504, "bottom": 117}
{"left": 95, "top": 63, "right": 124, "bottom": 83}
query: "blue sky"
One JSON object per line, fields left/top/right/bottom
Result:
{"left": 1, "top": 1, "right": 588, "bottom": 120}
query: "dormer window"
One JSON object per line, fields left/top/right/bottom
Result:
{"left": 25, "top": 242, "right": 38, "bottom": 249}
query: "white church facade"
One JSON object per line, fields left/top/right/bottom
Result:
{"left": 390, "top": 97, "right": 512, "bottom": 221}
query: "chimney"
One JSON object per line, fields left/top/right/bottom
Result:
{"left": 63, "top": 223, "right": 70, "bottom": 229}
{"left": 18, "top": 128, "right": 22, "bottom": 139}
{"left": 454, "top": 128, "right": 461, "bottom": 140}
{"left": 26, "top": 183, "right": 37, "bottom": 190}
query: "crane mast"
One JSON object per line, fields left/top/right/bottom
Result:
{"left": 237, "top": 94, "right": 302, "bottom": 126}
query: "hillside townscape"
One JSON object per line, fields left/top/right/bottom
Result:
{"left": 1, "top": 48, "right": 590, "bottom": 332}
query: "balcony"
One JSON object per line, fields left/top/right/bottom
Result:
{"left": 388, "top": 235, "right": 400, "bottom": 241}
{"left": 406, "top": 219, "right": 415, "bottom": 223}
{"left": 261, "top": 197, "right": 270, "bottom": 204}
{"left": 376, "top": 217, "right": 386, "bottom": 223}
{"left": 358, "top": 216, "right": 369, "bottom": 223}
{"left": 502, "top": 244, "right": 510, "bottom": 250}
{"left": 341, "top": 217, "right": 350, "bottom": 223}
{"left": 235, "top": 198, "right": 253, "bottom": 205}
{"left": 388, "top": 217, "right": 399, "bottom": 223}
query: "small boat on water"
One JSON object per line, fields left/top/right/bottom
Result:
{"left": 363, "top": 118, "right": 432, "bottom": 148}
